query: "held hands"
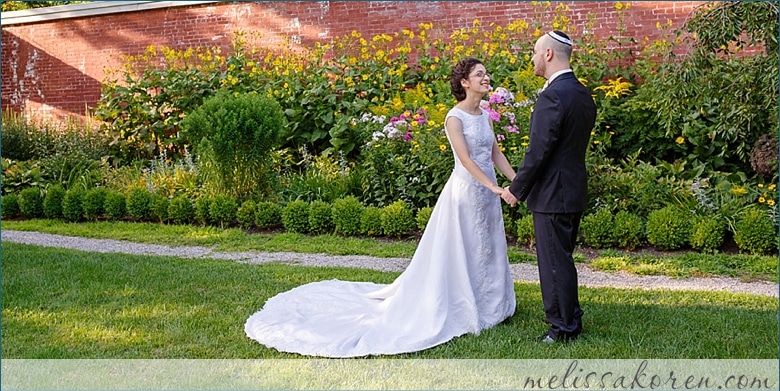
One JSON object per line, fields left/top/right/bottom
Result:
{"left": 500, "top": 186, "right": 518, "bottom": 207}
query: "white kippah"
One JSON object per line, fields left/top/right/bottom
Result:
{"left": 547, "top": 31, "right": 572, "bottom": 46}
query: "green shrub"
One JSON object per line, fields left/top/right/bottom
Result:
{"left": 689, "top": 215, "right": 725, "bottom": 254}
{"left": 516, "top": 214, "right": 535, "bottom": 247}
{"left": 733, "top": 207, "right": 777, "bottom": 255}
{"left": 61, "top": 188, "right": 85, "bottom": 222}
{"left": 104, "top": 192, "right": 126, "bottom": 221}
{"left": 282, "top": 200, "right": 310, "bottom": 233}
{"left": 381, "top": 200, "right": 415, "bottom": 238}
{"left": 2, "top": 193, "right": 21, "bottom": 219}
{"left": 613, "top": 211, "right": 644, "bottom": 250}
{"left": 43, "top": 185, "right": 66, "bottom": 219}
{"left": 646, "top": 206, "right": 692, "bottom": 250}
{"left": 181, "top": 90, "right": 284, "bottom": 198}
{"left": 126, "top": 187, "right": 153, "bottom": 221}
{"left": 255, "top": 201, "right": 283, "bottom": 229}
{"left": 18, "top": 187, "right": 44, "bottom": 218}
{"left": 332, "top": 196, "right": 364, "bottom": 236}
{"left": 194, "top": 197, "right": 213, "bottom": 226}
{"left": 360, "top": 206, "right": 383, "bottom": 237}
{"left": 503, "top": 214, "right": 516, "bottom": 239}
{"left": 580, "top": 209, "right": 615, "bottom": 249}
{"left": 82, "top": 187, "right": 108, "bottom": 221}
{"left": 236, "top": 200, "right": 257, "bottom": 230}
{"left": 168, "top": 195, "right": 194, "bottom": 225}
{"left": 416, "top": 206, "right": 434, "bottom": 231}
{"left": 209, "top": 194, "right": 238, "bottom": 228}
{"left": 308, "top": 200, "right": 334, "bottom": 234}
{"left": 150, "top": 193, "right": 169, "bottom": 223}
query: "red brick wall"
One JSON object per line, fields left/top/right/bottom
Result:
{"left": 1, "top": 1, "right": 704, "bottom": 123}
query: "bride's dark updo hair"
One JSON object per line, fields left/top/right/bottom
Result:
{"left": 450, "top": 57, "right": 483, "bottom": 102}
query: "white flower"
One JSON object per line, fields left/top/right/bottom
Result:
{"left": 372, "top": 131, "right": 386, "bottom": 141}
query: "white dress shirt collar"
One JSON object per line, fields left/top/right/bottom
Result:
{"left": 543, "top": 69, "right": 573, "bottom": 90}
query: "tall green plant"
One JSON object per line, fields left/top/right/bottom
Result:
{"left": 182, "top": 90, "right": 283, "bottom": 199}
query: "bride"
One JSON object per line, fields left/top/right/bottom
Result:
{"left": 245, "top": 57, "right": 517, "bottom": 357}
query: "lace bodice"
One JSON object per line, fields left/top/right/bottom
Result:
{"left": 445, "top": 107, "right": 496, "bottom": 171}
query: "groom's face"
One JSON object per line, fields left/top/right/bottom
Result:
{"left": 532, "top": 37, "right": 548, "bottom": 78}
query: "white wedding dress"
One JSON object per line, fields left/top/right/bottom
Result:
{"left": 245, "top": 107, "right": 516, "bottom": 357}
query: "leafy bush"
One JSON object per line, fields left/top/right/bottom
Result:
{"left": 168, "top": 195, "right": 194, "bottom": 225}
{"left": 332, "top": 196, "right": 364, "bottom": 236}
{"left": 360, "top": 206, "right": 384, "bottom": 237}
{"left": 381, "top": 200, "right": 415, "bottom": 238}
{"left": 236, "top": 200, "right": 256, "bottom": 230}
{"left": 43, "top": 185, "right": 66, "bottom": 219}
{"left": 61, "top": 188, "right": 85, "bottom": 222}
{"left": 580, "top": 208, "right": 615, "bottom": 249}
{"left": 360, "top": 107, "right": 454, "bottom": 209}
{"left": 126, "top": 187, "right": 153, "bottom": 221}
{"left": 2, "top": 193, "right": 21, "bottom": 219}
{"left": 416, "top": 206, "right": 434, "bottom": 231}
{"left": 104, "top": 192, "right": 126, "bottom": 221}
{"left": 515, "top": 214, "right": 535, "bottom": 247}
{"left": 255, "top": 201, "right": 283, "bottom": 229}
{"left": 733, "top": 207, "right": 777, "bottom": 255}
{"left": 150, "top": 193, "right": 169, "bottom": 223}
{"left": 689, "top": 215, "right": 725, "bottom": 254}
{"left": 282, "top": 200, "right": 310, "bottom": 234}
{"left": 18, "top": 187, "right": 44, "bottom": 218}
{"left": 646, "top": 206, "right": 693, "bottom": 250}
{"left": 82, "top": 188, "right": 108, "bottom": 221}
{"left": 209, "top": 194, "right": 238, "bottom": 228}
{"left": 194, "top": 197, "right": 213, "bottom": 226}
{"left": 277, "top": 152, "right": 363, "bottom": 204}
{"left": 613, "top": 211, "right": 644, "bottom": 251}
{"left": 2, "top": 159, "right": 43, "bottom": 195}
{"left": 503, "top": 214, "right": 516, "bottom": 239}
{"left": 181, "top": 89, "right": 284, "bottom": 198}
{"left": 308, "top": 200, "right": 334, "bottom": 234}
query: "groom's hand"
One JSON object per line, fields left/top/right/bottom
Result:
{"left": 500, "top": 187, "right": 518, "bottom": 206}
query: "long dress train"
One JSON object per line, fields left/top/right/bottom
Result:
{"left": 244, "top": 107, "right": 516, "bottom": 357}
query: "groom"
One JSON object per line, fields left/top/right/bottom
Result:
{"left": 501, "top": 31, "right": 596, "bottom": 343}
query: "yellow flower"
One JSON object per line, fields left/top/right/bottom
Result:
{"left": 615, "top": 2, "right": 623, "bottom": 10}
{"left": 731, "top": 187, "right": 748, "bottom": 196}
{"left": 439, "top": 144, "right": 447, "bottom": 152}
{"left": 593, "top": 77, "right": 633, "bottom": 98}
{"left": 769, "top": 200, "right": 776, "bottom": 206}
{"left": 759, "top": 183, "right": 764, "bottom": 188}
{"left": 676, "top": 136, "right": 685, "bottom": 144}
{"left": 759, "top": 197, "right": 766, "bottom": 203}
{"left": 769, "top": 184, "right": 776, "bottom": 191}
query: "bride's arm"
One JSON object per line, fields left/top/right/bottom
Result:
{"left": 445, "top": 116, "right": 504, "bottom": 195}
{"left": 491, "top": 139, "right": 516, "bottom": 181}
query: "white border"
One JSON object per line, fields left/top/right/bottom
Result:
{"left": 1, "top": 1, "right": 220, "bottom": 26}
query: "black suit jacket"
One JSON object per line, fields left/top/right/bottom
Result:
{"left": 508, "top": 72, "right": 596, "bottom": 214}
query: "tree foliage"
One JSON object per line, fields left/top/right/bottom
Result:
{"left": 1, "top": 1, "right": 86, "bottom": 12}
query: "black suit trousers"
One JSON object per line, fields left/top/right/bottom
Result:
{"left": 533, "top": 211, "right": 584, "bottom": 338}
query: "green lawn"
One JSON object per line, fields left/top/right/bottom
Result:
{"left": 2, "top": 241, "right": 777, "bottom": 359}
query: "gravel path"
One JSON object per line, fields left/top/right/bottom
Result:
{"left": 3, "top": 230, "right": 777, "bottom": 297}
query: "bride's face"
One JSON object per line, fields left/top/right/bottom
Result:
{"left": 463, "top": 64, "right": 491, "bottom": 96}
